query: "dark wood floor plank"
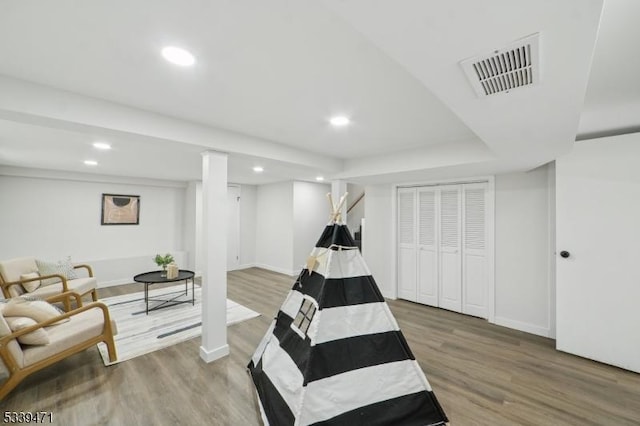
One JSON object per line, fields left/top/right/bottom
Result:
{"left": 2, "top": 267, "right": 639, "bottom": 426}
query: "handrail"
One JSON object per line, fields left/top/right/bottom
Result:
{"left": 347, "top": 192, "right": 365, "bottom": 214}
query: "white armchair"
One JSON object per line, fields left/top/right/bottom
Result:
{"left": 0, "top": 292, "right": 117, "bottom": 400}
{"left": 0, "top": 257, "right": 98, "bottom": 310}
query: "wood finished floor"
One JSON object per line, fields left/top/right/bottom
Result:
{"left": 2, "top": 267, "right": 639, "bottom": 425}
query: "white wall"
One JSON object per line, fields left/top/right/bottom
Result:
{"left": 363, "top": 171, "right": 554, "bottom": 338}
{"left": 189, "top": 183, "right": 255, "bottom": 274}
{"left": 253, "top": 181, "right": 329, "bottom": 276}
{"left": 255, "top": 181, "right": 294, "bottom": 275}
{"left": 184, "top": 181, "right": 199, "bottom": 271}
{"left": 494, "top": 165, "right": 553, "bottom": 337}
{"left": 547, "top": 162, "right": 556, "bottom": 338}
{"left": 0, "top": 171, "right": 187, "bottom": 286}
{"left": 362, "top": 184, "right": 395, "bottom": 298}
{"left": 346, "top": 183, "right": 365, "bottom": 234}
{"left": 239, "top": 184, "right": 257, "bottom": 269}
{"left": 293, "top": 181, "right": 331, "bottom": 272}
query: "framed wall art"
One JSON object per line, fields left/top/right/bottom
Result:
{"left": 101, "top": 194, "right": 140, "bottom": 225}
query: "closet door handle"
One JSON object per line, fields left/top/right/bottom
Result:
{"left": 560, "top": 250, "right": 570, "bottom": 258}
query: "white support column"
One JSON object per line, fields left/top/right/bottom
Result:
{"left": 200, "top": 151, "right": 230, "bottom": 363}
{"left": 331, "top": 180, "right": 348, "bottom": 224}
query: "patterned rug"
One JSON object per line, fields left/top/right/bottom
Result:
{"left": 97, "top": 284, "right": 259, "bottom": 365}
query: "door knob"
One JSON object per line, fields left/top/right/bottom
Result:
{"left": 560, "top": 250, "right": 570, "bottom": 258}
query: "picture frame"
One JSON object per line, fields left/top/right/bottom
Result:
{"left": 101, "top": 194, "right": 140, "bottom": 225}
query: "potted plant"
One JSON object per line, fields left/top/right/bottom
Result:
{"left": 154, "top": 253, "right": 174, "bottom": 277}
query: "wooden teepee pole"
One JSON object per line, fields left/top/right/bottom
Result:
{"left": 326, "top": 192, "right": 348, "bottom": 223}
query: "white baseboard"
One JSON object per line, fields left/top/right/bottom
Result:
{"left": 493, "top": 316, "right": 551, "bottom": 338}
{"left": 380, "top": 287, "right": 397, "bottom": 300}
{"left": 236, "top": 263, "right": 257, "bottom": 270}
{"left": 254, "top": 263, "right": 296, "bottom": 277}
{"left": 98, "top": 278, "right": 135, "bottom": 288}
{"left": 199, "top": 344, "right": 230, "bottom": 363}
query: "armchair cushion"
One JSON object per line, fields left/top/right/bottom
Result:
{"left": 0, "top": 257, "right": 40, "bottom": 297}
{"left": 20, "top": 272, "right": 41, "bottom": 293}
{"left": 2, "top": 299, "right": 69, "bottom": 325}
{"left": 4, "top": 317, "right": 49, "bottom": 345}
{"left": 36, "top": 258, "right": 78, "bottom": 286}
{"left": 22, "top": 306, "right": 117, "bottom": 366}
{"left": 0, "top": 257, "right": 38, "bottom": 284}
{"left": 27, "top": 277, "right": 96, "bottom": 300}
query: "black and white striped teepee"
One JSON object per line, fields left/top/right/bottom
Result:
{"left": 248, "top": 194, "right": 448, "bottom": 426}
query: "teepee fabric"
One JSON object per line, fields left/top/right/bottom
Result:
{"left": 248, "top": 223, "right": 448, "bottom": 426}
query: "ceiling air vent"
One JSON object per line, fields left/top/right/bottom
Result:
{"left": 460, "top": 33, "right": 540, "bottom": 97}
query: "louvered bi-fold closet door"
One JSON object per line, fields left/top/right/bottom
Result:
{"left": 438, "top": 185, "right": 462, "bottom": 312}
{"left": 417, "top": 188, "right": 438, "bottom": 306}
{"left": 397, "top": 188, "right": 418, "bottom": 301}
{"left": 462, "top": 183, "right": 488, "bottom": 318}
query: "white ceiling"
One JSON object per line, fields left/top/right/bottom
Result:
{"left": 0, "top": 0, "right": 636, "bottom": 185}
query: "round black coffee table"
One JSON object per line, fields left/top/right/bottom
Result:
{"left": 133, "top": 270, "right": 195, "bottom": 314}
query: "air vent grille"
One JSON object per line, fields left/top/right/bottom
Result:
{"left": 460, "top": 33, "right": 539, "bottom": 97}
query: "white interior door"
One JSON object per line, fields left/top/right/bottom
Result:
{"left": 417, "top": 188, "right": 438, "bottom": 306}
{"left": 227, "top": 186, "right": 240, "bottom": 271}
{"left": 556, "top": 136, "right": 640, "bottom": 373}
{"left": 462, "top": 183, "right": 488, "bottom": 318}
{"left": 438, "top": 185, "right": 462, "bottom": 312}
{"left": 397, "top": 188, "right": 417, "bottom": 302}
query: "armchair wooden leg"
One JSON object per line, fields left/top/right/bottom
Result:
{"left": 91, "top": 289, "right": 99, "bottom": 302}
{"left": 0, "top": 372, "right": 25, "bottom": 401}
{"left": 105, "top": 336, "right": 117, "bottom": 363}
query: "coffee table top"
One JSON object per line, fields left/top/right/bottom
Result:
{"left": 133, "top": 269, "right": 195, "bottom": 284}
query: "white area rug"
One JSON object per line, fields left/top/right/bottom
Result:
{"left": 97, "top": 284, "right": 259, "bottom": 365}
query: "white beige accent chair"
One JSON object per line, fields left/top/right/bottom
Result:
{"left": 0, "top": 257, "right": 98, "bottom": 311}
{"left": 0, "top": 292, "right": 117, "bottom": 400}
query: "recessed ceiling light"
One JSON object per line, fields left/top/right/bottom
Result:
{"left": 253, "top": 166, "right": 264, "bottom": 173}
{"left": 316, "top": 176, "right": 325, "bottom": 181}
{"left": 161, "top": 46, "right": 196, "bottom": 67}
{"left": 330, "top": 116, "right": 350, "bottom": 127}
{"left": 93, "top": 142, "right": 111, "bottom": 150}
{"left": 84, "top": 160, "right": 98, "bottom": 166}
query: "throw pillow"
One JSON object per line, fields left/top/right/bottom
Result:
{"left": 20, "top": 272, "right": 42, "bottom": 293}
{"left": 36, "top": 257, "right": 79, "bottom": 286}
{"left": 5, "top": 316, "right": 50, "bottom": 345}
{"left": 2, "top": 298, "right": 69, "bottom": 325}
